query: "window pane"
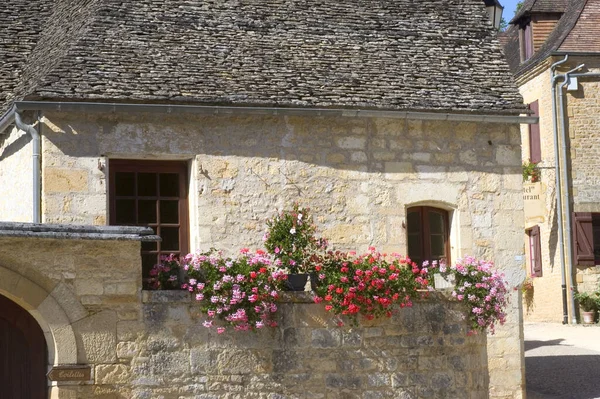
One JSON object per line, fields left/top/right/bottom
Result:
{"left": 160, "top": 200, "right": 179, "bottom": 224}
{"left": 407, "top": 211, "right": 421, "bottom": 234}
{"left": 142, "top": 253, "right": 159, "bottom": 279}
{"left": 115, "top": 199, "right": 136, "bottom": 224}
{"left": 138, "top": 173, "right": 157, "bottom": 196}
{"left": 429, "top": 212, "right": 444, "bottom": 235}
{"left": 160, "top": 173, "right": 180, "bottom": 197}
{"left": 138, "top": 200, "right": 157, "bottom": 224}
{"left": 115, "top": 172, "right": 135, "bottom": 196}
{"left": 142, "top": 241, "right": 157, "bottom": 251}
{"left": 161, "top": 227, "right": 180, "bottom": 251}
{"left": 408, "top": 234, "right": 422, "bottom": 265}
{"left": 430, "top": 235, "right": 446, "bottom": 259}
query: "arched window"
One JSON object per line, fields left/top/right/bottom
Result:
{"left": 406, "top": 206, "right": 450, "bottom": 266}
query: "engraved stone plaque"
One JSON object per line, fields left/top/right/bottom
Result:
{"left": 47, "top": 365, "right": 91, "bottom": 381}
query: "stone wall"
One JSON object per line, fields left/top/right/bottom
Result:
{"left": 0, "top": 233, "right": 490, "bottom": 399}
{"left": 517, "top": 67, "right": 567, "bottom": 322}
{"left": 2, "top": 111, "right": 526, "bottom": 397}
{"left": 567, "top": 58, "right": 600, "bottom": 213}
{"left": 517, "top": 57, "right": 600, "bottom": 322}
{"left": 0, "top": 124, "right": 34, "bottom": 222}
{"left": 567, "top": 58, "right": 600, "bottom": 297}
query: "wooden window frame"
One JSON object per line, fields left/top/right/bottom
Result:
{"left": 520, "top": 20, "right": 534, "bottom": 62}
{"left": 109, "top": 159, "right": 189, "bottom": 280}
{"left": 527, "top": 225, "right": 542, "bottom": 277}
{"left": 528, "top": 100, "right": 541, "bottom": 163}
{"left": 406, "top": 206, "right": 451, "bottom": 266}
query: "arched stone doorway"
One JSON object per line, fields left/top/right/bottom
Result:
{"left": 0, "top": 294, "right": 48, "bottom": 398}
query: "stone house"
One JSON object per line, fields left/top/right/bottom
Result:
{"left": 0, "top": 1, "right": 531, "bottom": 398}
{"left": 501, "top": 0, "right": 600, "bottom": 323}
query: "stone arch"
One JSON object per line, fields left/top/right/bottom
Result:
{"left": 0, "top": 265, "right": 79, "bottom": 366}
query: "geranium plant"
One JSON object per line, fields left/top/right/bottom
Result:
{"left": 182, "top": 249, "right": 287, "bottom": 333}
{"left": 312, "top": 248, "right": 433, "bottom": 326}
{"left": 523, "top": 160, "right": 541, "bottom": 182}
{"left": 438, "top": 256, "right": 509, "bottom": 335}
{"left": 147, "top": 254, "right": 181, "bottom": 290}
{"left": 263, "top": 203, "right": 327, "bottom": 273}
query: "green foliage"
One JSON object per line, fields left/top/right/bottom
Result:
{"left": 439, "top": 256, "right": 509, "bottom": 335}
{"left": 523, "top": 160, "right": 541, "bottom": 182}
{"left": 574, "top": 290, "right": 600, "bottom": 312}
{"left": 263, "top": 203, "right": 327, "bottom": 273}
{"left": 312, "top": 249, "right": 431, "bottom": 326}
{"left": 499, "top": 17, "right": 508, "bottom": 32}
{"left": 515, "top": 1, "right": 524, "bottom": 13}
{"left": 183, "top": 249, "right": 287, "bottom": 333}
{"left": 148, "top": 254, "right": 181, "bottom": 289}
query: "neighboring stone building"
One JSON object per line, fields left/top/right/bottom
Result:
{"left": 501, "top": 0, "right": 600, "bottom": 323}
{"left": 0, "top": 1, "right": 531, "bottom": 398}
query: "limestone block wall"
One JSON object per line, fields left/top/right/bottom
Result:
{"left": 0, "top": 233, "right": 490, "bottom": 399}
{"left": 21, "top": 111, "right": 525, "bottom": 397}
{"left": 517, "top": 67, "right": 566, "bottom": 322}
{"left": 0, "top": 124, "right": 34, "bottom": 222}
{"left": 566, "top": 58, "right": 600, "bottom": 213}
{"left": 517, "top": 58, "right": 600, "bottom": 321}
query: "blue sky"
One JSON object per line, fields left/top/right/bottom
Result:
{"left": 501, "top": 0, "right": 521, "bottom": 21}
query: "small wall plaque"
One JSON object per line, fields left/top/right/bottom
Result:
{"left": 47, "top": 365, "right": 91, "bottom": 381}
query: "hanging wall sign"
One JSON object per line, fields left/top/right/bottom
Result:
{"left": 523, "top": 182, "right": 546, "bottom": 223}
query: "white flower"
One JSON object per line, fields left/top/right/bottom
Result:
{"left": 298, "top": 213, "right": 303, "bottom": 220}
{"left": 290, "top": 228, "right": 296, "bottom": 234}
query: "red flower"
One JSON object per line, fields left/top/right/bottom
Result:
{"left": 315, "top": 265, "right": 322, "bottom": 271}
{"left": 259, "top": 267, "right": 267, "bottom": 274}
{"left": 325, "top": 305, "right": 333, "bottom": 311}
{"left": 250, "top": 271, "right": 257, "bottom": 279}
{"left": 336, "top": 287, "right": 344, "bottom": 294}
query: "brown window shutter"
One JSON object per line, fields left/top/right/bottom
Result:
{"left": 531, "top": 225, "right": 543, "bottom": 277}
{"left": 529, "top": 101, "right": 541, "bottom": 163}
{"left": 572, "top": 212, "right": 595, "bottom": 266}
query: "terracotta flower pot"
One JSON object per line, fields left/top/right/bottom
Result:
{"left": 582, "top": 311, "right": 596, "bottom": 324}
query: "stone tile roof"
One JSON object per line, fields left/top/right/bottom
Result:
{"left": 503, "top": 0, "right": 588, "bottom": 77}
{"left": 1, "top": 0, "right": 525, "bottom": 117}
{"left": 511, "top": 0, "right": 568, "bottom": 23}
{"left": 498, "top": 26, "right": 521, "bottom": 73}
{"left": 0, "top": 1, "right": 54, "bottom": 116}
{"left": 559, "top": 0, "right": 600, "bottom": 52}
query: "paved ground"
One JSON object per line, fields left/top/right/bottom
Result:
{"left": 525, "top": 322, "right": 600, "bottom": 399}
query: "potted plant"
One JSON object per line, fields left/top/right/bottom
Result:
{"left": 312, "top": 248, "right": 432, "bottom": 326}
{"left": 437, "top": 256, "right": 509, "bottom": 335}
{"left": 263, "top": 203, "right": 327, "bottom": 290}
{"left": 182, "top": 248, "right": 287, "bottom": 333}
{"left": 147, "top": 254, "right": 181, "bottom": 290}
{"left": 523, "top": 160, "right": 541, "bottom": 183}
{"left": 574, "top": 290, "right": 598, "bottom": 324}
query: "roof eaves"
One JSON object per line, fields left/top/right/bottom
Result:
{"left": 0, "top": 105, "right": 16, "bottom": 134}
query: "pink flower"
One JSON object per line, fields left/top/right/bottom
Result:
{"left": 217, "top": 327, "right": 226, "bottom": 334}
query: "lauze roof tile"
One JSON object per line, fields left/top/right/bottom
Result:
{"left": 0, "top": 0, "right": 524, "bottom": 117}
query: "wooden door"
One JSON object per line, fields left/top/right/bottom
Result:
{"left": 0, "top": 295, "right": 48, "bottom": 399}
